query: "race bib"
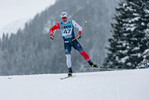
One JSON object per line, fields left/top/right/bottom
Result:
{"left": 62, "top": 29, "right": 72, "bottom": 36}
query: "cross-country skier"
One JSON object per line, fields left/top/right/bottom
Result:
{"left": 49, "top": 12, "right": 98, "bottom": 76}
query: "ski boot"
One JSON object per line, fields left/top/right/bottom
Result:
{"left": 88, "top": 60, "right": 99, "bottom": 68}
{"left": 68, "top": 68, "right": 73, "bottom": 77}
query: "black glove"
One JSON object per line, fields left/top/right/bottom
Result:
{"left": 77, "top": 33, "right": 81, "bottom": 39}
{"left": 77, "top": 31, "right": 82, "bottom": 39}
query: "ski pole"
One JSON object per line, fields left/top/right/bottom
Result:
{"left": 77, "top": 21, "right": 87, "bottom": 39}
{"left": 82, "top": 21, "right": 87, "bottom": 32}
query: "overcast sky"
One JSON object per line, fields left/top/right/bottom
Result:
{"left": 0, "top": 0, "right": 56, "bottom": 29}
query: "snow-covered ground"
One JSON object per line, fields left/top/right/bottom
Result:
{"left": 0, "top": 69, "right": 149, "bottom": 100}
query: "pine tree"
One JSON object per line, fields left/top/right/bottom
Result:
{"left": 104, "top": 0, "right": 149, "bottom": 69}
{"left": 138, "top": 0, "right": 149, "bottom": 67}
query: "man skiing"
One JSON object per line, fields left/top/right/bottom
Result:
{"left": 49, "top": 12, "right": 98, "bottom": 76}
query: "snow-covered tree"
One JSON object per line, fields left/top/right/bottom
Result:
{"left": 104, "top": 0, "right": 149, "bottom": 69}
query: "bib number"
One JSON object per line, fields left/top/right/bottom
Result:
{"left": 62, "top": 29, "right": 72, "bottom": 36}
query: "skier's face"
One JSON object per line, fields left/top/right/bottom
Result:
{"left": 61, "top": 17, "right": 67, "bottom": 23}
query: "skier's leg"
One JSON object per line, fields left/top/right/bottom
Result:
{"left": 73, "top": 40, "right": 98, "bottom": 68}
{"left": 80, "top": 50, "right": 98, "bottom": 67}
{"left": 64, "top": 42, "right": 72, "bottom": 76}
{"left": 79, "top": 50, "right": 90, "bottom": 61}
{"left": 66, "top": 54, "right": 72, "bottom": 76}
{"left": 66, "top": 54, "right": 72, "bottom": 69}
{"left": 73, "top": 40, "right": 90, "bottom": 61}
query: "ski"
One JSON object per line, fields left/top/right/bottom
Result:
{"left": 60, "top": 75, "right": 76, "bottom": 80}
{"left": 84, "top": 66, "right": 114, "bottom": 71}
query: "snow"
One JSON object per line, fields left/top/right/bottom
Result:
{"left": 144, "top": 49, "right": 149, "bottom": 55}
{"left": 120, "top": 56, "right": 129, "bottom": 63}
{"left": 145, "top": 29, "right": 149, "bottom": 36}
{"left": 125, "top": 23, "right": 136, "bottom": 31}
{"left": 132, "top": 17, "right": 140, "bottom": 21}
{"left": 144, "top": 9, "right": 149, "bottom": 13}
{"left": 132, "top": 47, "right": 140, "bottom": 51}
{"left": 122, "top": 3, "right": 127, "bottom": 7}
{"left": 143, "top": 49, "right": 149, "bottom": 59}
{"left": 0, "top": 69, "right": 149, "bottom": 100}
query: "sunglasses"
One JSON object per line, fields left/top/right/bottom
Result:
{"left": 61, "top": 17, "right": 67, "bottom": 19}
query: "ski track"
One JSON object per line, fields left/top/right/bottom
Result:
{"left": 0, "top": 69, "right": 149, "bottom": 100}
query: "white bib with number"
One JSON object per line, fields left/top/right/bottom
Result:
{"left": 62, "top": 29, "right": 72, "bottom": 36}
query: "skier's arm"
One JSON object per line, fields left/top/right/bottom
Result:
{"left": 49, "top": 23, "right": 60, "bottom": 40}
{"left": 72, "top": 20, "right": 82, "bottom": 33}
{"left": 72, "top": 20, "right": 83, "bottom": 39}
{"left": 49, "top": 23, "right": 60, "bottom": 35}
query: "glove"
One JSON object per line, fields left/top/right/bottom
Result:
{"left": 77, "top": 33, "right": 81, "bottom": 39}
{"left": 77, "top": 31, "right": 82, "bottom": 39}
{"left": 50, "top": 34, "right": 54, "bottom": 40}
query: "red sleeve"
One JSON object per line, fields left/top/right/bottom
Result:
{"left": 49, "top": 23, "right": 60, "bottom": 35}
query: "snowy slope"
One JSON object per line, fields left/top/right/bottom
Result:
{"left": 0, "top": 69, "right": 149, "bottom": 100}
